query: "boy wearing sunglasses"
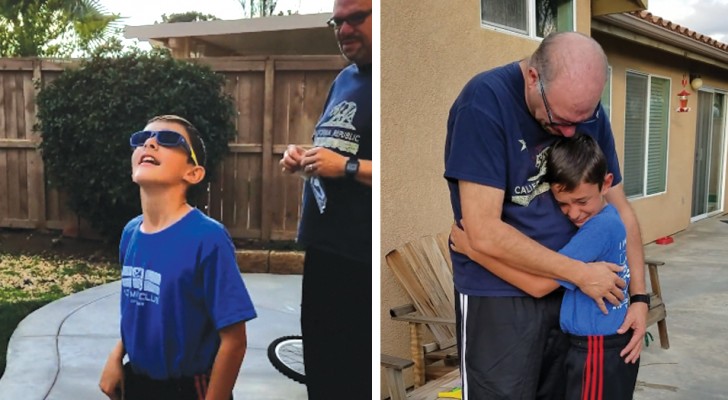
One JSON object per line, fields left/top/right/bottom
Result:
{"left": 99, "top": 115, "right": 257, "bottom": 400}
{"left": 451, "top": 134, "right": 640, "bottom": 400}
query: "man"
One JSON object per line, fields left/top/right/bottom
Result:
{"left": 444, "top": 32, "right": 648, "bottom": 399}
{"left": 279, "top": 0, "right": 372, "bottom": 398}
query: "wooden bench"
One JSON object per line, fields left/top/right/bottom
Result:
{"left": 384, "top": 249, "right": 670, "bottom": 399}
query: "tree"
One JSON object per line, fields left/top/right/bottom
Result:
{"left": 36, "top": 46, "right": 237, "bottom": 240}
{"left": 160, "top": 11, "right": 219, "bottom": 23}
{"left": 237, "top": 0, "right": 277, "bottom": 18}
{"left": 0, "top": 0, "right": 119, "bottom": 57}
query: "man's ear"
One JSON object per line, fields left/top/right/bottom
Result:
{"left": 601, "top": 172, "right": 614, "bottom": 195}
{"left": 526, "top": 66, "right": 539, "bottom": 89}
{"left": 183, "top": 165, "right": 206, "bottom": 185}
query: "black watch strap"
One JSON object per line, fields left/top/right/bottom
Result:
{"left": 630, "top": 294, "right": 650, "bottom": 307}
{"left": 345, "top": 157, "right": 359, "bottom": 179}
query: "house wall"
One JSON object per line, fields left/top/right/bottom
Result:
{"left": 380, "top": 0, "right": 592, "bottom": 396}
{"left": 594, "top": 31, "right": 728, "bottom": 242}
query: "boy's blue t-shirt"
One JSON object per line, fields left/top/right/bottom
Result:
{"left": 119, "top": 208, "right": 257, "bottom": 379}
{"left": 558, "top": 204, "right": 630, "bottom": 336}
{"left": 444, "top": 61, "right": 623, "bottom": 296}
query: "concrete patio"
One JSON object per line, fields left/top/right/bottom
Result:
{"left": 633, "top": 214, "right": 728, "bottom": 399}
{"left": 0, "top": 273, "right": 306, "bottom": 400}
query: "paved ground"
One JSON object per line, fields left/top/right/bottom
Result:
{"left": 634, "top": 214, "right": 728, "bottom": 400}
{"left": 0, "top": 273, "right": 306, "bottom": 400}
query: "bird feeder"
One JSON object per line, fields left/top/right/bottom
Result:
{"left": 676, "top": 89, "right": 691, "bottom": 112}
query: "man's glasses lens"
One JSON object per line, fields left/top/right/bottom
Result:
{"left": 327, "top": 9, "right": 372, "bottom": 28}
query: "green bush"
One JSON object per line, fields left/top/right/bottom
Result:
{"left": 37, "top": 47, "right": 236, "bottom": 241}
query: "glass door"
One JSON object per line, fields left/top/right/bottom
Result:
{"left": 691, "top": 90, "right": 727, "bottom": 219}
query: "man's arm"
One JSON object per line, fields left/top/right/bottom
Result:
{"left": 206, "top": 321, "right": 248, "bottom": 400}
{"left": 450, "top": 221, "right": 559, "bottom": 297}
{"left": 605, "top": 183, "right": 647, "bottom": 364}
{"left": 460, "top": 181, "right": 625, "bottom": 310}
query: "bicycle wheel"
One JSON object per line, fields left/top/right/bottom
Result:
{"left": 267, "top": 335, "right": 305, "bottom": 384}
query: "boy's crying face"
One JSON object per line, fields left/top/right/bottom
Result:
{"left": 551, "top": 173, "right": 612, "bottom": 227}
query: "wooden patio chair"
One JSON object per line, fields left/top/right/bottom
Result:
{"left": 385, "top": 231, "right": 458, "bottom": 388}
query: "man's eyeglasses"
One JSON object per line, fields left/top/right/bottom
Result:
{"left": 130, "top": 130, "right": 199, "bottom": 167}
{"left": 326, "top": 9, "right": 371, "bottom": 29}
{"left": 537, "top": 72, "right": 600, "bottom": 127}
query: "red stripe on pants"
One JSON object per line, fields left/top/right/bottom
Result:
{"left": 597, "top": 336, "right": 604, "bottom": 400}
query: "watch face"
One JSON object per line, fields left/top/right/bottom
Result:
{"left": 346, "top": 159, "right": 359, "bottom": 176}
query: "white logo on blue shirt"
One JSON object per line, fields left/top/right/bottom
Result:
{"left": 122, "top": 265, "right": 162, "bottom": 306}
{"left": 512, "top": 146, "right": 551, "bottom": 206}
{"left": 320, "top": 100, "right": 357, "bottom": 130}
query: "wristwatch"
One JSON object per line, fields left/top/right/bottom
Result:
{"left": 630, "top": 294, "right": 650, "bottom": 307}
{"left": 345, "top": 157, "right": 360, "bottom": 179}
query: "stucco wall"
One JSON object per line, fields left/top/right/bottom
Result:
{"left": 594, "top": 32, "right": 728, "bottom": 243}
{"left": 380, "top": 1, "right": 592, "bottom": 396}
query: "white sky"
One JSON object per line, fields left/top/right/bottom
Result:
{"left": 99, "top": 0, "right": 332, "bottom": 26}
{"left": 647, "top": 0, "right": 728, "bottom": 42}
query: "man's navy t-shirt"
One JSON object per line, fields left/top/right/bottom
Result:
{"left": 444, "top": 62, "right": 622, "bottom": 297}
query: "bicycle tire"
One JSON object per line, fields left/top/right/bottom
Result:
{"left": 267, "top": 335, "right": 305, "bottom": 384}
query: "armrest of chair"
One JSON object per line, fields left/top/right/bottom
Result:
{"left": 381, "top": 354, "right": 414, "bottom": 370}
{"left": 381, "top": 354, "right": 413, "bottom": 400}
{"left": 390, "top": 304, "right": 456, "bottom": 326}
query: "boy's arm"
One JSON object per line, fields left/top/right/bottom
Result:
{"left": 206, "top": 321, "right": 248, "bottom": 400}
{"left": 450, "top": 222, "right": 559, "bottom": 297}
{"left": 99, "top": 340, "right": 125, "bottom": 400}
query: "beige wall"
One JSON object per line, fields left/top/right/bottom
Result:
{"left": 594, "top": 32, "right": 728, "bottom": 242}
{"left": 380, "top": 0, "right": 592, "bottom": 396}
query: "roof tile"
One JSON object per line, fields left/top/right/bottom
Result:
{"left": 630, "top": 11, "right": 728, "bottom": 52}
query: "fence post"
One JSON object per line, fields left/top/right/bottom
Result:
{"left": 31, "top": 59, "right": 47, "bottom": 229}
{"left": 260, "top": 57, "right": 275, "bottom": 241}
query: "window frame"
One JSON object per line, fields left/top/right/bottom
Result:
{"left": 623, "top": 69, "right": 672, "bottom": 200}
{"left": 479, "top": 0, "right": 576, "bottom": 40}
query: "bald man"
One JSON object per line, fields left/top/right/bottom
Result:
{"left": 279, "top": 0, "right": 372, "bottom": 398}
{"left": 445, "top": 32, "right": 648, "bottom": 399}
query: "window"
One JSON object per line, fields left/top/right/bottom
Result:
{"left": 601, "top": 66, "right": 612, "bottom": 119}
{"left": 623, "top": 71, "right": 670, "bottom": 198}
{"left": 481, "top": 0, "right": 574, "bottom": 38}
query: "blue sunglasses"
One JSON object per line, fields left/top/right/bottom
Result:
{"left": 130, "top": 130, "right": 199, "bottom": 167}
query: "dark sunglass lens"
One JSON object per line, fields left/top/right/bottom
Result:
{"left": 130, "top": 131, "right": 151, "bottom": 146}
{"left": 156, "top": 131, "right": 182, "bottom": 146}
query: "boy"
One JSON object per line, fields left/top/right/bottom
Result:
{"left": 451, "top": 134, "right": 639, "bottom": 400}
{"left": 99, "top": 115, "right": 257, "bottom": 400}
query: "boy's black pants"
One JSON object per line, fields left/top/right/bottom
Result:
{"left": 564, "top": 332, "right": 639, "bottom": 400}
{"left": 123, "top": 363, "right": 232, "bottom": 400}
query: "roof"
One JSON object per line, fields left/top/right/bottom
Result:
{"left": 124, "top": 13, "right": 340, "bottom": 57}
{"left": 629, "top": 11, "right": 728, "bottom": 53}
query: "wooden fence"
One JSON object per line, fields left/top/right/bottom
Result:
{"left": 0, "top": 55, "right": 348, "bottom": 241}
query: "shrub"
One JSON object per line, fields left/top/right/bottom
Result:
{"left": 37, "top": 47, "right": 236, "bottom": 241}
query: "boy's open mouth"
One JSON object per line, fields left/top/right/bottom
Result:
{"left": 140, "top": 155, "right": 160, "bottom": 166}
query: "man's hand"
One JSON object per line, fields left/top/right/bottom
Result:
{"left": 449, "top": 221, "right": 471, "bottom": 257}
{"left": 577, "top": 262, "right": 627, "bottom": 314}
{"left": 279, "top": 145, "right": 305, "bottom": 174}
{"left": 618, "top": 302, "right": 648, "bottom": 363}
{"left": 301, "top": 147, "right": 346, "bottom": 178}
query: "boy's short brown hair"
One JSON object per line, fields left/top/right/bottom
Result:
{"left": 544, "top": 133, "right": 608, "bottom": 192}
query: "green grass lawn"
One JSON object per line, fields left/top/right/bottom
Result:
{"left": 0, "top": 253, "right": 118, "bottom": 378}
